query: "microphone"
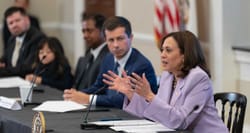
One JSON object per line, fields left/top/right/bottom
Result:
{"left": 177, "top": 105, "right": 199, "bottom": 130}
{"left": 24, "top": 56, "right": 47, "bottom": 106}
{"left": 80, "top": 85, "right": 111, "bottom": 130}
{"left": 32, "top": 66, "right": 48, "bottom": 93}
{"left": 34, "top": 56, "right": 47, "bottom": 74}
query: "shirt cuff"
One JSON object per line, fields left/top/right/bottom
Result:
{"left": 89, "top": 94, "right": 97, "bottom": 106}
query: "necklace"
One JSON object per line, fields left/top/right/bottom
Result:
{"left": 172, "top": 77, "right": 177, "bottom": 90}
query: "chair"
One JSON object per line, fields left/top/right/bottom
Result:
{"left": 214, "top": 92, "right": 247, "bottom": 133}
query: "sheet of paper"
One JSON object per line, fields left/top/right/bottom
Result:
{"left": 91, "top": 119, "right": 155, "bottom": 126}
{"left": 91, "top": 119, "right": 174, "bottom": 133}
{"left": 32, "top": 100, "right": 87, "bottom": 112}
{"left": 110, "top": 123, "right": 175, "bottom": 133}
{"left": 0, "top": 77, "right": 31, "bottom": 88}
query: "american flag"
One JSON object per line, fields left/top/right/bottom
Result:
{"left": 154, "top": 0, "right": 181, "bottom": 49}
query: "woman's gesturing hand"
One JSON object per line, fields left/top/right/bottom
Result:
{"left": 103, "top": 70, "right": 135, "bottom": 100}
{"left": 130, "top": 73, "right": 155, "bottom": 102}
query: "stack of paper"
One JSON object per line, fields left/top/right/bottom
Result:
{"left": 111, "top": 123, "right": 174, "bottom": 133}
{"left": 91, "top": 119, "right": 175, "bottom": 132}
{"left": 0, "top": 77, "right": 31, "bottom": 88}
{"left": 32, "top": 100, "right": 87, "bottom": 112}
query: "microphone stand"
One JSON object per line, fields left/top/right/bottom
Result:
{"left": 24, "top": 56, "right": 46, "bottom": 106}
{"left": 81, "top": 85, "right": 111, "bottom": 129}
{"left": 24, "top": 69, "right": 47, "bottom": 106}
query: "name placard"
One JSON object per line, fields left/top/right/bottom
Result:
{"left": 0, "top": 96, "right": 21, "bottom": 110}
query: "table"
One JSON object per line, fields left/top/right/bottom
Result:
{"left": 0, "top": 86, "right": 139, "bottom": 133}
{"left": 0, "top": 85, "right": 190, "bottom": 133}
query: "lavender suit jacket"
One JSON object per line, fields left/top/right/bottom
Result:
{"left": 123, "top": 66, "right": 228, "bottom": 133}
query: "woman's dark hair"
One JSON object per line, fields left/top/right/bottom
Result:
{"left": 33, "top": 37, "right": 69, "bottom": 76}
{"left": 160, "top": 31, "right": 211, "bottom": 78}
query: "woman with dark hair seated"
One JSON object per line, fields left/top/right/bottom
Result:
{"left": 103, "top": 31, "right": 228, "bottom": 133}
{"left": 25, "top": 37, "right": 73, "bottom": 91}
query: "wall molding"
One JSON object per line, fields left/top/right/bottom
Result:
{"left": 41, "top": 23, "right": 156, "bottom": 43}
{"left": 244, "top": 124, "right": 250, "bottom": 133}
{"left": 0, "top": 22, "right": 75, "bottom": 31}
{"left": 41, "top": 22, "right": 75, "bottom": 30}
{"left": 234, "top": 50, "right": 250, "bottom": 64}
{"left": 234, "top": 50, "right": 250, "bottom": 81}
{"left": 133, "top": 32, "right": 154, "bottom": 42}
{"left": 40, "top": 23, "right": 156, "bottom": 46}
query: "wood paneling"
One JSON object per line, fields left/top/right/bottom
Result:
{"left": 85, "top": 0, "right": 115, "bottom": 17}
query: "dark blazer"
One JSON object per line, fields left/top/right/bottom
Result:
{"left": 39, "top": 61, "right": 73, "bottom": 91}
{"left": 82, "top": 48, "right": 158, "bottom": 108}
{"left": 74, "top": 45, "right": 109, "bottom": 89}
{"left": 0, "top": 26, "right": 46, "bottom": 77}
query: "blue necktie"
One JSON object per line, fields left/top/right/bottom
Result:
{"left": 113, "top": 62, "right": 120, "bottom": 75}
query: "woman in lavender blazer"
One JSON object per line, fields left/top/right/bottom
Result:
{"left": 103, "top": 31, "right": 228, "bottom": 133}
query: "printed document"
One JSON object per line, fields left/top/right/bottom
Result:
{"left": 91, "top": 119, "right": 175, "bottom": 132}
{"left": 0, "top": 77, "right": 30, "bottom": 88}
{"left": 33, "top": 100, "right": 87, "bottom": 112}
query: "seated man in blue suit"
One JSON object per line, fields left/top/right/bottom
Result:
{"left": 63, "top": 16, "right": 157, "bottom": 109}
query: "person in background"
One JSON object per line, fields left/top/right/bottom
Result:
{"left": 63, "top": 16, "right": 158, "bottom": 108}
{"left": 73, "top": 12, "right": 109, "bottom": 90}
{"left": 0, "top": 6, "right": 45, "bottom": 77}
{"left": 2, "top": 0, "right": 41, "bottom": 51}
{"left": 103, "top": 31, "right": 228, "bottom": 132}
{"left": 25, "top": 37, "right": 73, "bottom": 91}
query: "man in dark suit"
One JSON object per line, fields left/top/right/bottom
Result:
{"left": 0, "top": 7, "right": 45, "bottom": 77}
{"left": 73, "top": 12, "right": 109, "bottom": 90}
{"left": 64, "top": 16, "right": 158, "bottom": 109}
{"left": 2, "top": 0, "right": 41, "bottom": 51}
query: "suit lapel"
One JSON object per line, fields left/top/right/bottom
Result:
{"left": 88, "top": 46, "right": 108, "bottom": 79}
{"left": 97, "top": 45, "right": 108, "bottom": 59}
{"left": 74, "top": 56, "right": 90, "bottom": 88}
{"left": 161, "top": 75, "right": 174, "bottom": 104}
{"left": 92, "top": 45, "right": 108, "bottom": 70}
{"left": 16, "top": 29, "right": 31, "bottom": 65}
{"left": 79, "top": 57, "right": 89, "bottom": 76}
{"left": 76, "top": 46, "right": 109, "bottom": 89}
{"left": 9, "top": 39, "right": 16, "bottom": 60}
{"left": 170, "top": 78, "right": 185, "bottom": 105}
{"left": 124, "top": 49, "right": 135, "bottom": 75}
